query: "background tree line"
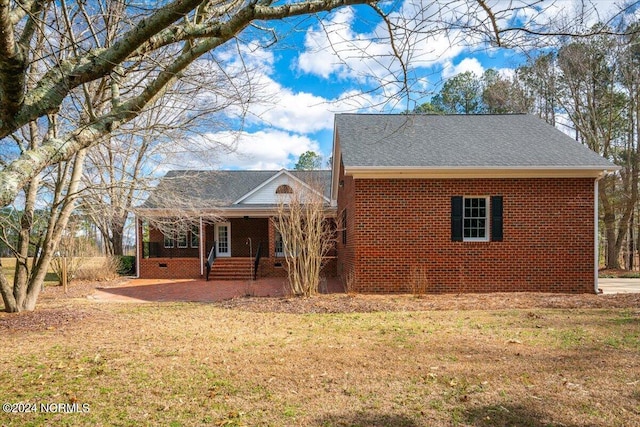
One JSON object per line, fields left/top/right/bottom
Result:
{"left": 415, "top": 23, "right": 640, "bottom": 270}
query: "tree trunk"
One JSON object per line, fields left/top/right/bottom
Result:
{"left": 605, "top": 221, "right": 620, "bottom": 269}
{"left": 601, "top": 185, "right": 621, "bottom": 269}
{"left": 111, "top": 227, "right": 124, "bottom": 256}
{"left": 1, "top": 150, "right": 87, "bottom": 312}
{"left": 0, "top": 264, "right": 18, "bottom": 312}
{"left": 629, "top": 211, "right": 635, "bottom": 270}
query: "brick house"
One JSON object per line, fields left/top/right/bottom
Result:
{"left": 331, "top": 114, "right": 616, "bottom": 294}
{"left": 137, "top": 113, "right": 615, "bottom": 293}
{"left": 135, "top": 169, "right": 336, "bottom": 280}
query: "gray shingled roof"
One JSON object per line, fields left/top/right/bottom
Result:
{"left": 335, "top": 114, "right": 614, "bottom": 169}
{"left": 140, "top": 170, "right": 331, "bottom": 209}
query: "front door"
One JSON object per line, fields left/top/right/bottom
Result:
{"left": 214, "top": 222, "right": 231, "bottom": 257}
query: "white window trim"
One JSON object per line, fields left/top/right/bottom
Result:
{"left": 177, "top": 231, "right": 188, "bottom": 248}
{"left": 163, "top": 232, "right": 174, "bottom": 248}
{"left": 275, "top": 231, "right": 285, "bottom": 257}
{"left": 190, "top": 225, "right": 199, "bottom": 248}
{"left": 214, "top": 222, "right": 231, "bottom": 257}
{"left": 463, "top": 196, "right": 490, "bottom": 242}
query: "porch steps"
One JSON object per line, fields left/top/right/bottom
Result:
{"left": 210, "top": 257, "right": 255, "bottom": 280}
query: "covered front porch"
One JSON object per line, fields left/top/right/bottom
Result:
{"left": 136, "top": 216, "right": 337, "bottom": 280}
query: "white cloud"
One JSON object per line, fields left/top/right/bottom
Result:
{"left": 442, "top": 57, "right": 485, "bottom": 79}
{"left": 215, "top": 39, "right": 276, "bottom": 73}
{"left": 296, "top": 8, "right": 358, "bottom": 79}
{"left": 199, "top": 130, "right": 321, "bottom": 170}
{"left": 293, "top": 2, "right": 484, "bottom": 108}
{"left": 294, "top": 0, "right": 634, "bottom": 86}
{"left": 294, "top": 2, "right": 487, "bottom": 82}
{"left": 200, "top": 38, "right": 384, "bottom": 135}
{"left": 247, "top": 85, "right": 336, "bottom": 134}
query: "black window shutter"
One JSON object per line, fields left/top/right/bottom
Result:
{"left": 491, "top": 196, "right": 503, "bottom": 242}
{"left": 451, "top": 196, "right": 463, "bottom": 242}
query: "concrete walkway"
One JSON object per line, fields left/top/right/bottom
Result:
{"left": 90, "top": 277, "right": 345, "bottom": 303}
{"left": 598, "top": 278, "right": 640, "bottom": 294}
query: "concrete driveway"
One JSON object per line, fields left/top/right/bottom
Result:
{"left": 598, "top": 278, "right": 640, "bottom": 294}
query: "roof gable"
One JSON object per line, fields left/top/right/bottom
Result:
{"left": 234, "top": 169, "right": 330, "bottom": 205}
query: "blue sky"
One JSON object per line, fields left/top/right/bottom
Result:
{"left": 183, "top": 0, "right": 634, "bottom": 171}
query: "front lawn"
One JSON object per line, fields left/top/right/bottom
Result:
{"left": 1, "top": 294, "right": 639, "bottom": 426}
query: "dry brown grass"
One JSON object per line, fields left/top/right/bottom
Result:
{"left": 0, "top": 292, "right": 639, "bottom": 426}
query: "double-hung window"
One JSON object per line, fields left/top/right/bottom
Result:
{"left": 177, "top": 230, "right": 188, "bottom": 248}
{"left": 451, "top": 195, "right": 503, "bottom": 242}
{"left": 163, "top": 232, "right": 174, "bottom": 248}
{"left": 275, "top": 231, "right": 285, "bottom": 257}
{"left": 190, "top": 225, "right": 199, "bottom": 248}
{"left": 463, "top": 197, "right": 489, "bottom": 241}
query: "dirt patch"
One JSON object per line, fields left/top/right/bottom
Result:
{"left": 0, "top": 278, "right": 127, "bottom": 332}
{"left": 4, "top": 280, "right": 640, "bottom": 333}
{"left": 216, "top": 291, "right": 640, "bottom": 314}
{"left": 16, "top": 277, "right": 640, "bottom": 314}
{"left": 0, "top": 305, "right": 95, "bottom": 333}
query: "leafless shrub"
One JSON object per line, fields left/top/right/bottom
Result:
{"left": 411, "top": 266, "right": 429, "bottom": 297}
{"left": 75, "top": 257, "right": 122, "bottom": 282}
{"left": 274, "top": 178, "right": 335, "bottom": 297}
{"left": 343, "top": 269, "right": 357, "bottom": 295}
{"left": 51, "top": 221, "right": 100, "bottom": 286}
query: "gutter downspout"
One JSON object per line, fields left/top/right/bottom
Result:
{"left": 135, "top": 215, "right": 140, "bottom": 279}
{"left": 594, "top": 178, "right": 600, "bottom": 294}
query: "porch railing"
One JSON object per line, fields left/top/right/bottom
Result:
{"left": 253, "top": 242, "right": 262, "bottom": 280}
{"left": 205, "top": 241, "right": 216, "bottom": 281}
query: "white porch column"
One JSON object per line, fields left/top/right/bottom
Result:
{"left": 135, "top": 216, "right": 142, "bottom": 278}
{"left": 199, "top": 217, "right": 204, "bottom": 276}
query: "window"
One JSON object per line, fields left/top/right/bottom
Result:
{"left": 275, "top": 231, "right": 284, "bottom": 257}
{"left": 451, "top": 195, "right": 503, "bottom": 242}
{"left": 275, "top": 184, "right": 293, "bottom": 194}
{"left": 463, "top": 197, "right": 488, "bottom": 241}
{"left": 190, "top": 225, "right": 199, "bottom": 248}
{"left": 163, "top": 232, "right": 174, "bottom": 248}
{"left": 177, "top": 229, "right": 188, "bottom": 248}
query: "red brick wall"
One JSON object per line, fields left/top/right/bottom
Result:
{"left": 337, "top": 177, "right": 596, "bottom": 294}
{"left": 258, "top": 257, "right": 337, "bottom": 278}
{"left": 139, "top": 256, "right": 336, "bottom": 280}
{"left": 229, "top": 218, "right": 269, "bottom": 257}
{"left": 139, "top": 258, "right": 201, "bottom": 279}
{"left": 335, "top": 161, "right": 356, "bottom": 283}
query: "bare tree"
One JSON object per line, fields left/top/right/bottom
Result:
{"left": 0, "top": 7, "right": 93, "bottom": 312}
{"left": 79, "top": 65, "right": 256, "bottom": 256}
{"left": 274, "top": 179, "right": 335, "bottom": 297}
{"left": 133, "top": 169, "right": 228, "bottom": 247}
{"left": 555, "top": 32, "right": 633, "bottom": 269}
{"left": 0, "top": 142, "right": 87, "bottom": 312}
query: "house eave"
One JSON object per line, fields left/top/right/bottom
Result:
{"left": 344, "top": 166, "right": 617, "bottom": 179}
{"left": 135, "top": 205, "right": 337, "bottom": 218}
